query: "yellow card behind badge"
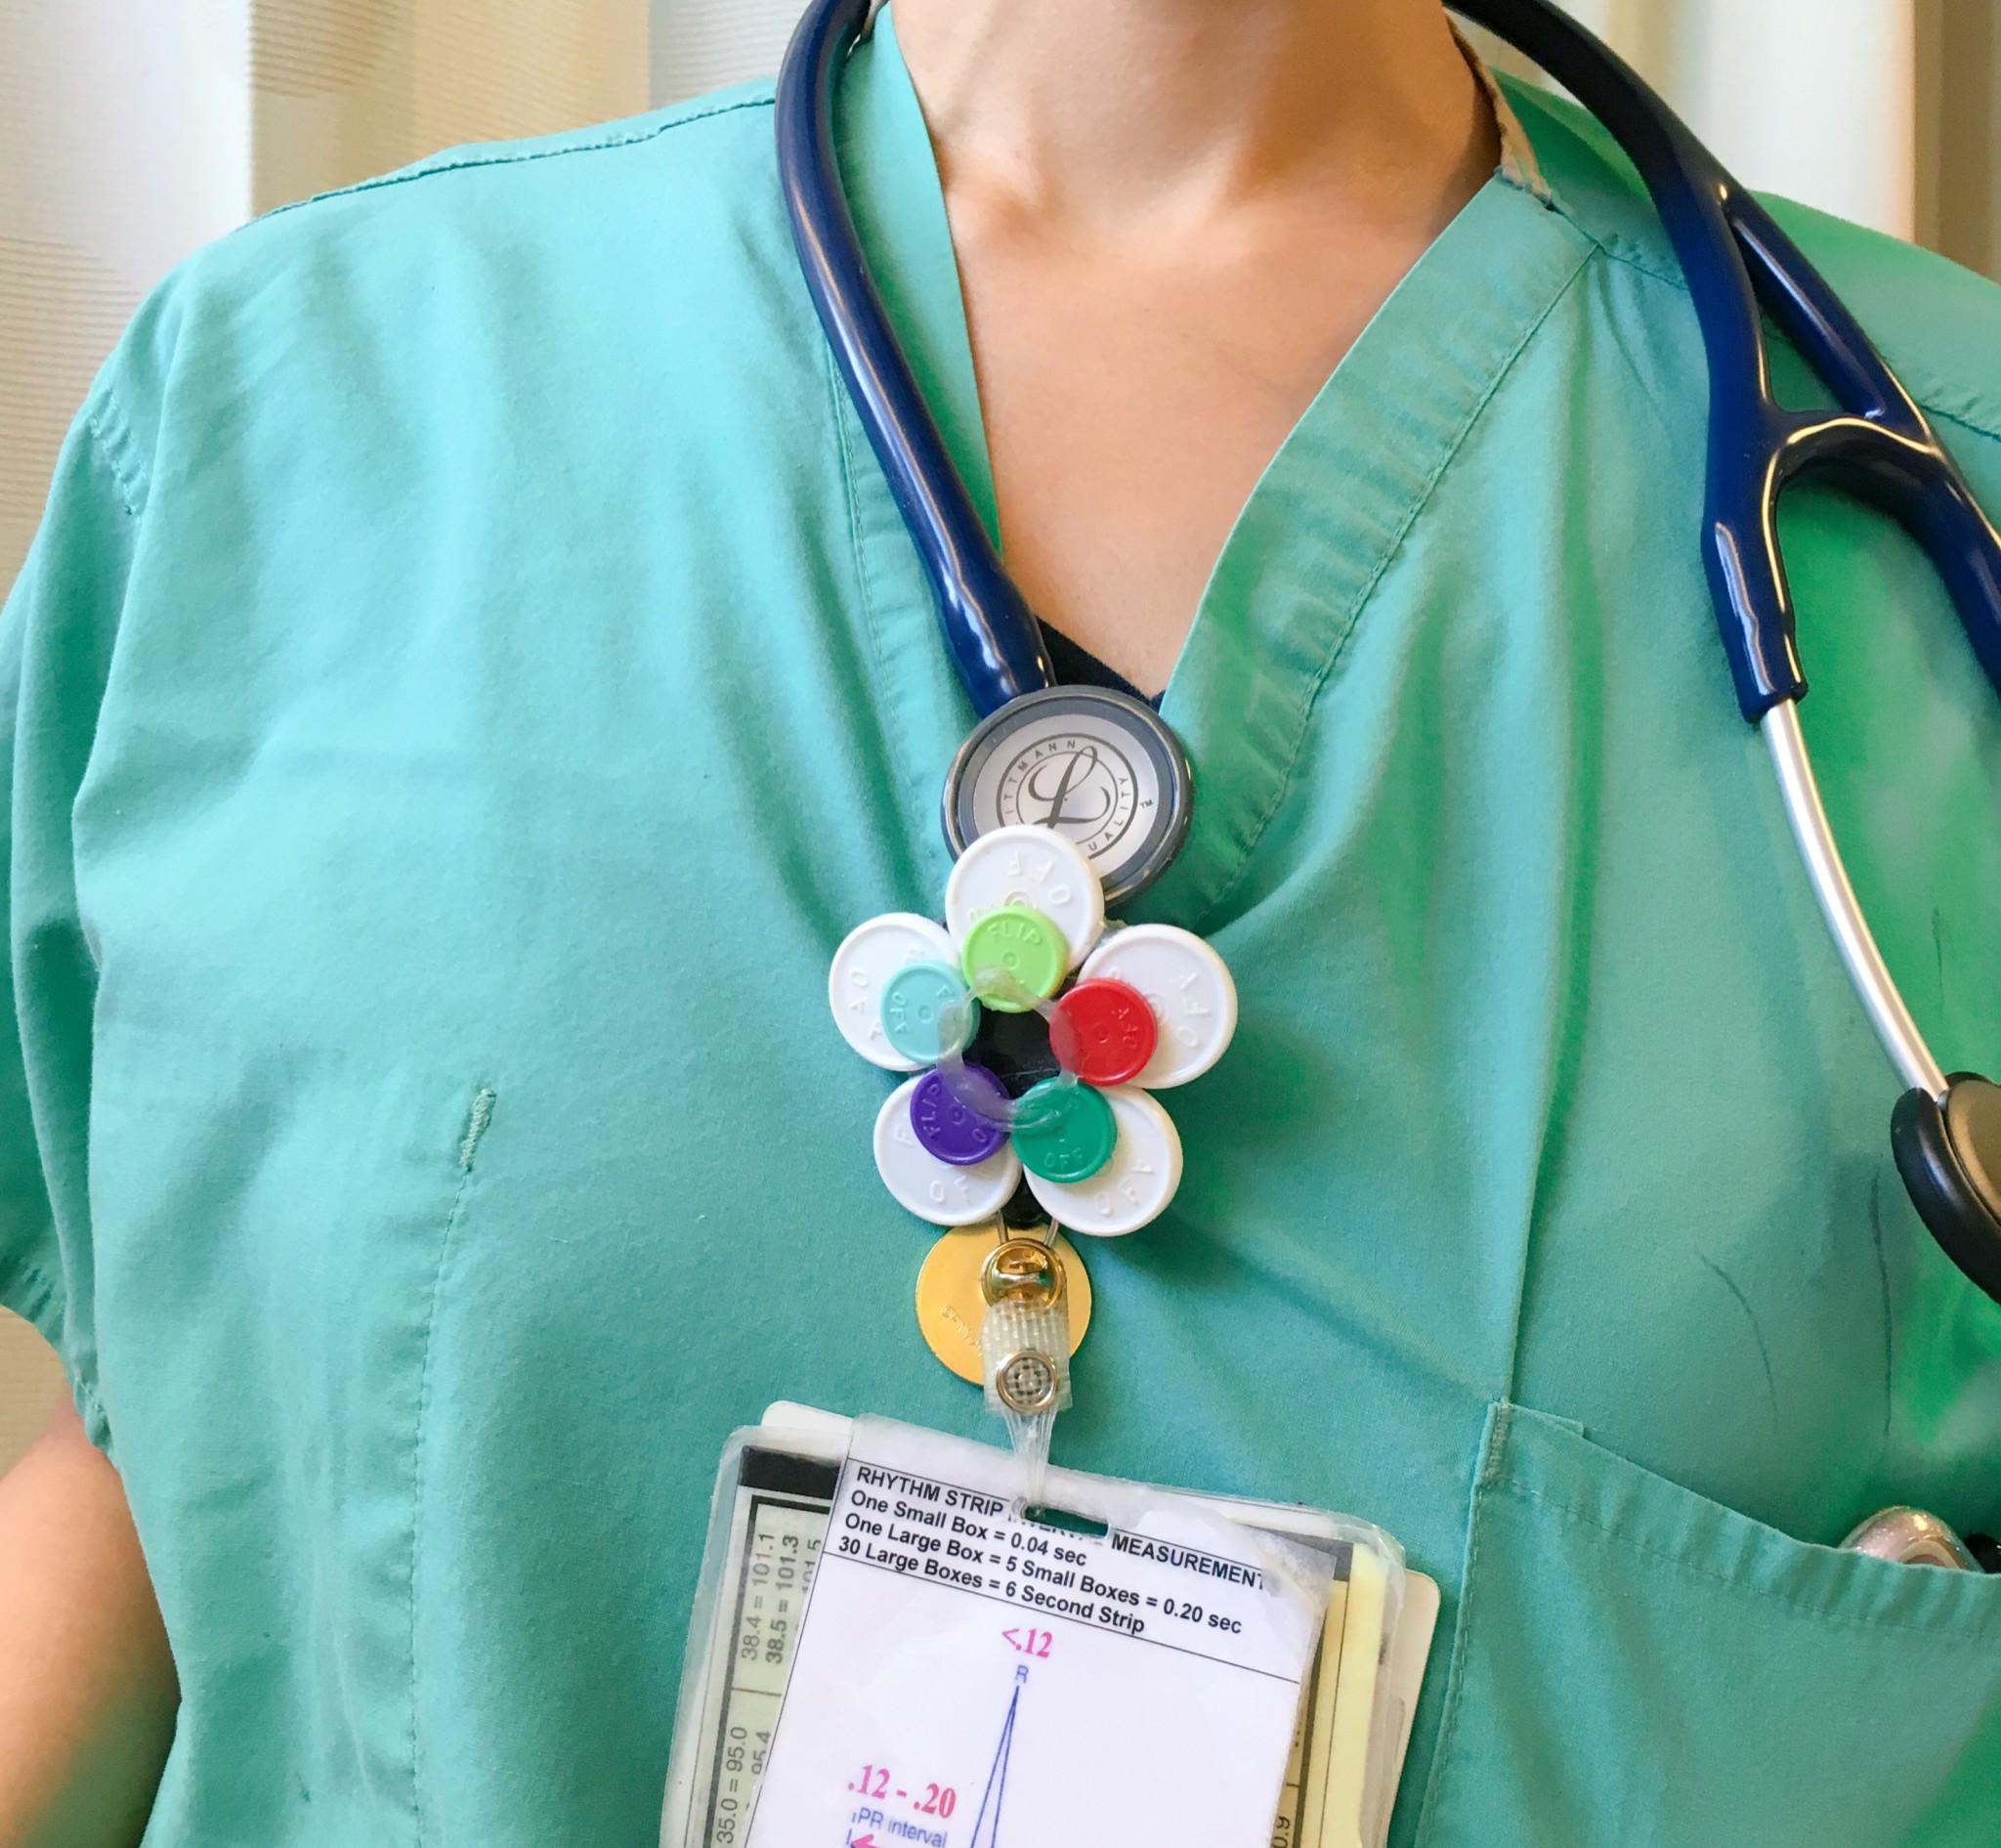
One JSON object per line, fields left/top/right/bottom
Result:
{"left": 915, "top": 1221, "right": 1092, "bottom": 1383}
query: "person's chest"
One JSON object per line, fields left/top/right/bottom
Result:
{"left": 77, "top": 212, "right": 2001, "bottom": 1840}
{"left": 76, "top": 224, "right": 2001, "bottom": 1569}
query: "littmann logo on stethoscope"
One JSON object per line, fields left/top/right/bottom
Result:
{"left": 946, "top": 687, "right": 1191, "bottom": 906}
{"left": 997, "top": 735, "right": 1144, "bottom": 858}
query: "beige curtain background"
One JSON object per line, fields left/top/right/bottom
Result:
{"left": 0, "top": 0, "right": 1997, "bottom": 1468}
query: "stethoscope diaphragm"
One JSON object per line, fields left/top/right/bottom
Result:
{"left": 943, "top": 687, "right": 1191, "bottom": 907}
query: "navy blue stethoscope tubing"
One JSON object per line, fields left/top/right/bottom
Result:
{"left": 776, "top": 0, "right": 2001, "bottom": 729}
{"left": 1454, "top": 0, "right": 2001, "bottom": 722}
{"left": 777, "top": 0, "right": 1052, "bottom": 714}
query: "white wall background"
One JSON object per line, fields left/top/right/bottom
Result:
{"left": 0, "top": 0, "right": 252, "bottom": 613}
{"left": 1468, "top": 0, "right": 1918, "bottom": 237}
{"left": 651, "top": 0, "right": 809, "bottom": 102}
{"left": 0, "top": 0, "right": 1976, "bottom": 1471}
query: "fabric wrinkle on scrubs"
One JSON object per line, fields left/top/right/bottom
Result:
{"left": 2, "top": 13, "right": 1999, "bottom": 1846}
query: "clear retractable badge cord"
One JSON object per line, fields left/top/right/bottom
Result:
{"left": 978, "top": 1228, "right": 1071, "bottom": 1498}
{"left": 927, "top": 978, "right": 1075, "bottom": 1493}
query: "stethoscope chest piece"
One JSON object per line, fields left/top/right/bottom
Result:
{"left": 1891, "top": 1073, "right": 2001, "bottom": 1303}
{"left": 943, "top": 687, "right": 1191, "bottom": 906}
{"left": 1841, "top": 1506, "right": 1986, "bottom": 1571}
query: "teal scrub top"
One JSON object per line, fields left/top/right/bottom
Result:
{"left": 5, "top": 18, "right": 2001, "bottom": 1846}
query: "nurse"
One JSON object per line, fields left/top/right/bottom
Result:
{"left": 2, "top": 0, "right": 1999, "bottom": 1843}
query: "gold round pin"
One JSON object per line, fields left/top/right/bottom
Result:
{"left": 915, "top": 1221, "right": 1092, "bottom": 1385}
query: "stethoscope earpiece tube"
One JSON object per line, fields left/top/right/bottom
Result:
{"left": 1450, "top": 1, "right": 2001, "bottom": 726}
{"left": 1892, "top": 1077, "right": 2001, "bottom": 1305}
{"left": 775, "top": 0, "right": 1055, "bottom": 715}
{"left": 1455, "top": 0, "right": 2001, "bottom": 1311}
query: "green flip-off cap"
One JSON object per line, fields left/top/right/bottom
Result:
{"left": 960, "top": 904, "right": 1067, "bottom": 1011}
{"left": 1010, "top": 1077, "right": 1117, "bottom": 1182}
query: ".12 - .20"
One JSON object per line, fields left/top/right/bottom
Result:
{"left": 846, "top": 1767, "right": 958, "bottom": 1817}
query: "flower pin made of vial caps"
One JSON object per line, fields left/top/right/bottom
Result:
{"left": 827, "top": 824, "right": 1238, "bottom": 1236}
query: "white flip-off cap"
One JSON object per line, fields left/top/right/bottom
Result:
{"left": 945, "top": 825, "right": 1105, "bottom": 972}
{"left": 1026, "top": 1086, "right": 1182, "bottom": 1235}
{"left": 873, "top": 1078, "right": 1024, "bottom": 1225}
{"left": 829, "top": 913, "right": 958, "bottom": 1070}
{"left": 1080, "top": 923, "right": 1237, "bottom": 1087}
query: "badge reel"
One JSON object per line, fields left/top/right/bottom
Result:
{"left": 830, "top": 685, "right": 1236, "bottom": 1478}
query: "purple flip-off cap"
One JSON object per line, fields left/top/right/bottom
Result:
{"left": 910, "top": 1064, "right": 1010, "bottom": 1166}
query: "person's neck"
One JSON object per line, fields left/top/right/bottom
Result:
{"left": 890, "top": 0, "right": 1495, "bottom": 241}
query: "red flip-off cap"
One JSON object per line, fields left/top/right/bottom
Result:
{"left": 1050, "top": 979, "right": 1158, "bottom": 1086}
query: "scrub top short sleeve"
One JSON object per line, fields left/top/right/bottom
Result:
{"left": 0, "top": 381, "right": 146, "bottom": 1440}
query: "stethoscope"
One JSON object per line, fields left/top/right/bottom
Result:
{"left": 777, "top": 0, "right": 2001, "bottom": 1402}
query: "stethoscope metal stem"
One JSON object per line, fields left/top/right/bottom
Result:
{"left": 1761, "top": 702, "right": 1946, "bottom": 1100}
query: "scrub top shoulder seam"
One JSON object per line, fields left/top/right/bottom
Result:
{"left": 258, "top": 90, "right": 777, "bottom": 226}
{"left": 1564, "top": 244, "right": 1683, "bottom": 455}
{"left": 1548, "top": 204, "right": 2001, "bottom": 448}
{"left": 81, "top": 391, "right": 147, "bottom": 522}
{"left": 1198, "top": 230, "right": 1598, "bottom": 924}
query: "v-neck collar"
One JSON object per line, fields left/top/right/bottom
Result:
{"left": 829, "top": 13, "right": 1597, "bottom": 926}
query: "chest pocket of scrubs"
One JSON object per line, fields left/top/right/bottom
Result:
{"left": 1414, "top": 1403, "right": 2001, "bottom": 1848}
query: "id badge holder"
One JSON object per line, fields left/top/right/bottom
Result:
{"left": 662, "top": 1408, "right": 1425, "bottom": 1848}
